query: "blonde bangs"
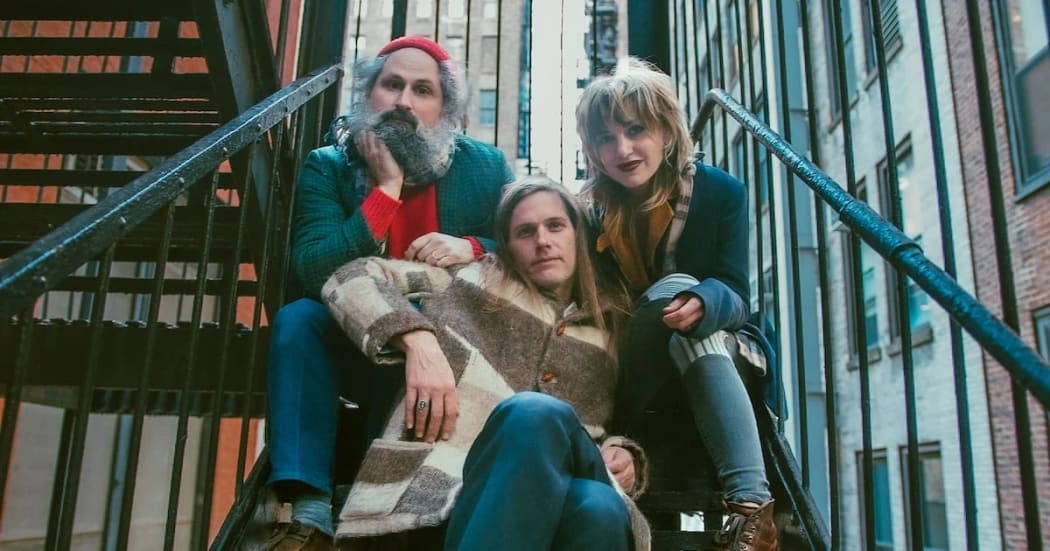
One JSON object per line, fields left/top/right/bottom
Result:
{"left": 576, "top": 57, "right": 697, "bottom": 277}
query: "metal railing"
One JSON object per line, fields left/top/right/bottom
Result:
{"left": 693, "top": 89, "right": 1050, "bottom": 403}
{"left": 666, "top": 0, "right": 1050, "bottom": 549}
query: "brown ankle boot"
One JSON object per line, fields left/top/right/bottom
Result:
{"left": 712, "top": 500, "right": 778, "bottom": 551}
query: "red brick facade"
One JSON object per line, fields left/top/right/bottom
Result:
{"left": 940, "top": 2, "right": 1050, "bottom": 548}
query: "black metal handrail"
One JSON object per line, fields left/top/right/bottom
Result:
{"left": 0, "top": 64, "right": 342, "bottom": 319}
{"left": 693, "top": 88, "right": 1050, "bottom": 408}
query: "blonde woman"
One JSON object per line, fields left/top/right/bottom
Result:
{"left": 577, "top": 57, "right": 777, "bottom": 551}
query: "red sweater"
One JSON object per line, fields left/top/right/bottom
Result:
{"left": 360, "top": 186, "right": 484, "bottom": 259}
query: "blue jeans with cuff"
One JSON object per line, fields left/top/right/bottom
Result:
{"left": 267, "top": 298, "right": 403, "bottom": 497}
{"left": 446, "top": 393, "right": 633, "bottom": 551}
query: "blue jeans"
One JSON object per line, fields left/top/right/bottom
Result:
{"left": 634, "top": 274, "right": 771, "bottom": 504}
{"left": 267, "top": 298, "right": 403, "bottom": 495}
{"left": 446, "top": 393, "right": 633, "bottom": 551}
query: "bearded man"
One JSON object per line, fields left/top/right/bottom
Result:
{"left": 265, "top": 36, "right": 513, "bottom": 551}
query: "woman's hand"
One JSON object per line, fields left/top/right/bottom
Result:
{"left": 396, "top": 330, "right": 459, "bottom": 442}
{"left": 662, "top": 293, "right": 704, "bottom": 332}
{"left": 355, "top": 130, "right": 405, "bottom": 198}
{"left": 601, "top": 445, "right": 636, "bottom": 492}
{"left": 404, "top": 232, "right": 474, "bottom": 267}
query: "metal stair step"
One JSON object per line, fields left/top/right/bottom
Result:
{"left": 17, "top": 384, "right": 265, "bottom": 417}
{"left": 8, "top": 110, "right": 221, "bottom": 125}
{"left": 0, "top": 319, "right": 269, "bottom": 396}
{"left": 0, "top": 169, "right": 234, "bottom": 189}
{"left": 0, "top": 73, "right": 213, "bottom": 100}
{"left": 0, "top": 97, "right": 219, "bottom": 115}
{"left": 0, "top": 73, "right": 217, "bottom": 155}
{"left": 0, "top": 203, "right": 249, "bottom": 262}
{"left": 40, "top": 275, "right": 259, "bottom": 297}
{"left": 0, "top": 128, "right": 213, "bottom": 155}
{"left": 0, "top": 36, "right": 204, "bottom": 57}
{"left": 637, "top": 488, "right": 724, "bottom": 514}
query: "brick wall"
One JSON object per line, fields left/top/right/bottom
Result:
{"left": 940, "top": 2, "right": 1050, "bottom": 548}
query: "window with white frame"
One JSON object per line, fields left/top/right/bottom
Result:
{"left": 445, "top": 35, "right": 465, "bottom": 62}
{"left": 448, "top": 0, "right": 466, "bottom": 19}
{"left": 348, "top": 36, "right": 367, "bottom": 61}
{"left": 483, "top": 0, "right": 498, "bottom": 18}
{"left": 416, "top": 0, "right": 433, "bottom": 18}
{"left": 353, "top": 0, "right": 370, "bottom": 17}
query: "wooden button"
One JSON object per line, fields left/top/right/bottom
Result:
{"left": 541, "top": 372, "right": 556, "bottom": 383}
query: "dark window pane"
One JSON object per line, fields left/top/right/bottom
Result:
{"left": 727, "top": 0, "right": 740, "bottom": 84}
{"left": 711, "top": 30, "right": 723, "bottom": 86}
{"left": 920, "top": 454, "right": 949, "bottom": 549}
{"left": 824, "top": 0, "right": 857, "bottom": 118}
{"left": 479, "top": 89, "right": 497, "bottom": 126}
{"left": 1005, "top": 0, "right": 1048, "bottom": 67}
{"left": 858, "top": 450, "right": 895, "bottom": 550}
{"left": 1037, "top": 308, "right": 1050, "bottom": 360}
{"left": 1014, "top": 49, "right": 1050, "bottom": 178}
{"left": 1000, "top": 0, "right": 1050, "bottom": 189}
{"left": 873, "top": 457, "right": 894, "bottom": 547}
{"left": 481, "top": 36, "right": 499, "bottom": 73}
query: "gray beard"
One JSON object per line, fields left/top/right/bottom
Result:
{"left": 340, "top": 106, "right": 456, "bottom": 186}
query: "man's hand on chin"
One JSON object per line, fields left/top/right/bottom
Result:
{"left": 355, "top": 130, "right": 405, "bottom": 198}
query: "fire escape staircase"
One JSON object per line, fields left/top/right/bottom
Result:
{"left": 0, "top": 0, "right": 283, "bottom": 416}
{"left": 14, "top": 1, "right": 1048, "bottom": 550}
{"left": 0, "top": 2, "right": 827, "bottom": 544}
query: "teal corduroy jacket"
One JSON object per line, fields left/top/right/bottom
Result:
{"left": 291, "top": 134, "right": 514, "bottom": 298}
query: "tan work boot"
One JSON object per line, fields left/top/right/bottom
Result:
{"left": 712, "top": 499, "right": 778, "bottom": 551}
{"left": 264, "top": 521, "right": 335, "bottom": 551}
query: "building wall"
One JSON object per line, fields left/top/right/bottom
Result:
{"left": 940, "top": 1, "right": 1050, "bottom": 548}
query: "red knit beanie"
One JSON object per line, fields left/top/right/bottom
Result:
{"left": 377, "top": 35, "right": 451, "bottom": 63}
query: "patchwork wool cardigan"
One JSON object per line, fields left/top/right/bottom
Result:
{"left": 322, "top": 257, "right": 651, "bottom": 549}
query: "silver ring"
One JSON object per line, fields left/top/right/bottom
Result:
{"left": 417, "top": 400, "right": 429, "bottom": 411}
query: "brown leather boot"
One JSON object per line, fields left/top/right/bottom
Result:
{"left": 712, "top": 499, "right": 778, "bottom": 551}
